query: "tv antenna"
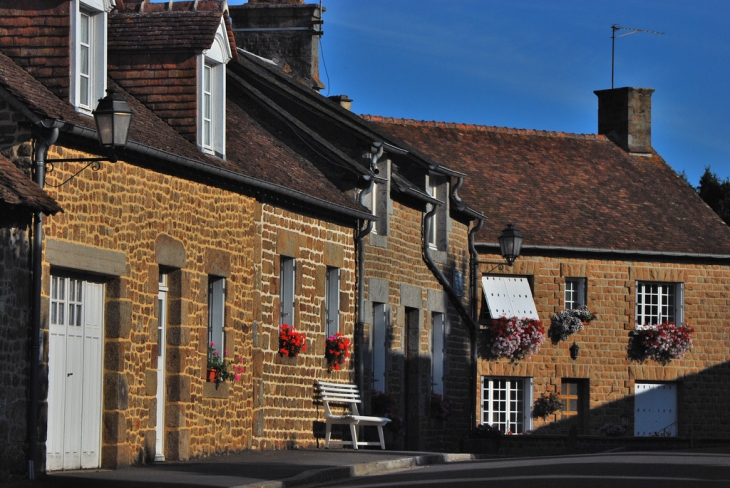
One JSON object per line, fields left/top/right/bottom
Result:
{"left": 611, "top": 24, "right": 664, "bottom": 88}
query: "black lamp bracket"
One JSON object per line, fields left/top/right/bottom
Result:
{"left": 478, "top": 261, "right": 510, "bottom": 274}
{"left": 43, "top": 158, "right": 104, "bottom": 188}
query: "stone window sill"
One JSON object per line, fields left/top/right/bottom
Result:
{"left": 203, "top": 381, "right": 230, "bottom": 398}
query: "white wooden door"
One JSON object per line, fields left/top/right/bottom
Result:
{"left": 635, "top": 382, "right": 678, "bottom": 436}
{"left": 47, "top": 276, "right": 104, "bottom": 471}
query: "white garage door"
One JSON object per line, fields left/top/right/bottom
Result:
{"left": 46, "top": 275, "right": 104, "bottom": 471}
{"left": 634, "top": 382, "right": 677, "bottom": 436}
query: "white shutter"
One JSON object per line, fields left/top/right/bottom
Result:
{"left": 481, "top": 276, "right": 538, "bottom": 319}
{"left": 431, "top": 313, "right": 445, "bottom": 395}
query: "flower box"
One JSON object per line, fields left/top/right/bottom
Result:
{"left": 479, "top": 316, "right": 545, "bottom": 362}
{"left": 627, "top": 322, "right": 693, "bottom": 365}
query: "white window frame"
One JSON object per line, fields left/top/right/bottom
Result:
{"left": 431, "top": 312, "right": 445, "bottom": 396}
{"left": 325, "top": 266, "right": 340, "bottom": 337}
{"left": 481, "top": 376, "right": 533, "bottom": 434}
{"left": 280, "top": 257, "right": 296, "bottom": 328}
{"left": 70, "top": 0, "right": 111, "bottom": 114}
{"left": 564, "top": 277, "right": 587, "bottom": 309}
{"left": 635, "top": 281, "right": 683, "bottom": 328}
{"left": 208, "top": 276, "right": 226, "bottom": 358}
{"left": 426, "top": 175, "right": 439, "bottom": 249}
{"left": 197, "top": 19, "right": 232, "bottom": 158}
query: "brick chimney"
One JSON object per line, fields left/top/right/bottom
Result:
{"left": 594, "top": 87, "right": 654, "bottom": 153}
{"left": 229, "top": 1, "right": 325, "bottom": 91}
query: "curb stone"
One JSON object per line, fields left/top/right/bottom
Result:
{"left": 237, "top": 453, "right": 484, "bottom": 488}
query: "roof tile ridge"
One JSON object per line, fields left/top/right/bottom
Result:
{"left": 359, "top": 114, "right": 609, "bottom": 140}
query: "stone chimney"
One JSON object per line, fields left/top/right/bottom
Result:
{"left": 229, "top": 1, "right": 325, "bottom": 91}
{"left": 328, "top": 95, "right": 352, "bottom": 111}
{"left": 594, "top": 87, "right": 654, "bottom": 153}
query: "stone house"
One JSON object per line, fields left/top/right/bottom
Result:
{"left": 0, "top": 0, "right": 378, "bottom": 476}
{"left": 364, "top": 86, "right": 730, "bottom": 439}
{"left": 229, "top": 0, "right": 486, "bottom": 452}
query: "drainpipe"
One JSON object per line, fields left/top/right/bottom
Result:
{"left": 28, "top": 121, "right": 61, "bottom": 480}
{"left": 422, "top": 199, "right": 481, "bottom": 429}
{"left": 354, "top": 143, "right": 382, "bottom": 400}
{"left": 355, "top": 177, "right": 374, "bottom": 403}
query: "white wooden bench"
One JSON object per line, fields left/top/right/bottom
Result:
{"left": 315, "top": 381, "right": 391, "bottom": 450}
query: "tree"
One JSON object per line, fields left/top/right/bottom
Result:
{"left": 696, "top": 166, "right": 730, "bottom": 225}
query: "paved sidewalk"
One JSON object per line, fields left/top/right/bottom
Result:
{"left": 4, "top": 449, "right": 481, "bottom": 488}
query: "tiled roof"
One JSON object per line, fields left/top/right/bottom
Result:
{"left": 0, "top": 154, "right": 61, "bottom": 214}
{"left": 225, "top": 101, "right": 363, "bottom": 212}
{"left": 0, "top": 50, "right": 365, "bottom": 218}
{"left": 108, "top": 10, "right": 224, "bottom": 52}
{"left": 363, "top": 116, "right": 730, "bottom": 256}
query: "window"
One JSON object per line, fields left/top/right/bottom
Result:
{"left": 70, "top": 0, "right": 109, "bottom": 113}
{"left": 280, "top": 257, "right": 296, "bottom": 327}
{"left": 561, "top": 381, "right": 579, "bottom": 418}
{"left": 325, "top": 267, "right": 340, "bottom": 337}
{"left": 431, "top": 312, "right": 445, "bottom": 395}
{"left": 197, "top": 19, "right": 232, "bottom": 157}
{"left": 372, "top": 303, "right": 386, "bottom": 390}
{"left": 481, "top": 377, "right": 532, "bottom": 434}
{"left": 426, "top": 174, "right": 446, "bottom": 250}
{"left": 564, "top": 278, "right": 586, "bottom": 309}
{"left": 636, "top": 282, "right": 683, "bottom": 328}
{"left": 208, "top": 276, "right": 225, "bottom": 357}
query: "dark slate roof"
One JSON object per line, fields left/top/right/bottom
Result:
{"left": 0, "top": 154, "right": 61, "bottom": 214}
{"left": 363, "top": 116, "right": 730, "bottom": 256}
{"left": 225, "top": 100, "right": 364, "bottom": 212}
{"left": 0, "top": 51, "right": 366, "bottom": 219}
{"left": 108, "top": 10, "right": 224, "bottom": 52}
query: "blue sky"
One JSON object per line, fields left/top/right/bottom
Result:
{"left": 227, "top": 1, "right": 730, "bottom": 186}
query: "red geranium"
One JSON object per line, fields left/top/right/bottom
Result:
{"left": 279, "top": 324, "right": 306, "bottom": 357}
{"left": 325, "top": 332, "right": 351, "bottom": 372}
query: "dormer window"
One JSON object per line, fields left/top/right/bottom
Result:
{"left": 70, "top": 0, "right": 111, "bottom": 114}
{"left": 197, "top": 19, "right": 232, "bottom": 158}
{"left": 426, "top": 174, "right": 448, "bottom": 251}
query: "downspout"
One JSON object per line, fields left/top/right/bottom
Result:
{"left": 28, "top": 121, "right": 62, "bottom": 480}
{"left": 355, "top": 178, "right": 374, "bottom": 401}
{"left": 354, "top": 143, "right": 382, "bottom": 400}
{"left": 422, "top": 190, "right": 481, "bottom": 429}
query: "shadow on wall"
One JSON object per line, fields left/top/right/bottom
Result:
{"left": 527, "top": 358, "right": 730, "bottom": 439}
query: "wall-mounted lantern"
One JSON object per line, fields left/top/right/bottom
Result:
{"left": 569, "top": 342, "right": 580, "bottom": 360}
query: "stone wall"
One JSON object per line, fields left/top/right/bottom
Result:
{"left": 0, "top": 226, "right": 32, "bottom": 475}
{"left": 363, "top": 183, "right": 473, "bottom": 452}
{"left": 21, "top": 141, "right": 358, "bottom": 467}
{"left": 477, "top": 254, "right": 730, "bottom": 438}
{"left": 250, "top": 203, "right": 356, "bottom": 449}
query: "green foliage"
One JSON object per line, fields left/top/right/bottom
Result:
{"left": 696, "top": 166, "right": 730, "bottom": 225}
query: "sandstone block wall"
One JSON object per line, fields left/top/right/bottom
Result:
{"left": 15, "top": 140, "right": 360, "bottom": 467}
{"left": 363, "top": 188, "right": 473, "bottom": 452}
{"left": 0, "top": 227, "right": 32, "bottom": 475}
{"left": 477, "top": 254, "right": 730, "bottom": 438}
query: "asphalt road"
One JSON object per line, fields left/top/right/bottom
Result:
{"left": 313, "top": 451, "right": 730, "bottom": 487}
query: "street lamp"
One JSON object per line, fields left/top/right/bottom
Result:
{"left": 498, "top": 223, "right": 523, "bottom": 266}
{"left": 93, "top": 86, "right": 133, "bottom": 159}
{"left": 480, "top": 223, "right": 524, "bottom": 272}
{"left": 44, "top": 87, "right": 133, "bottom": 186}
